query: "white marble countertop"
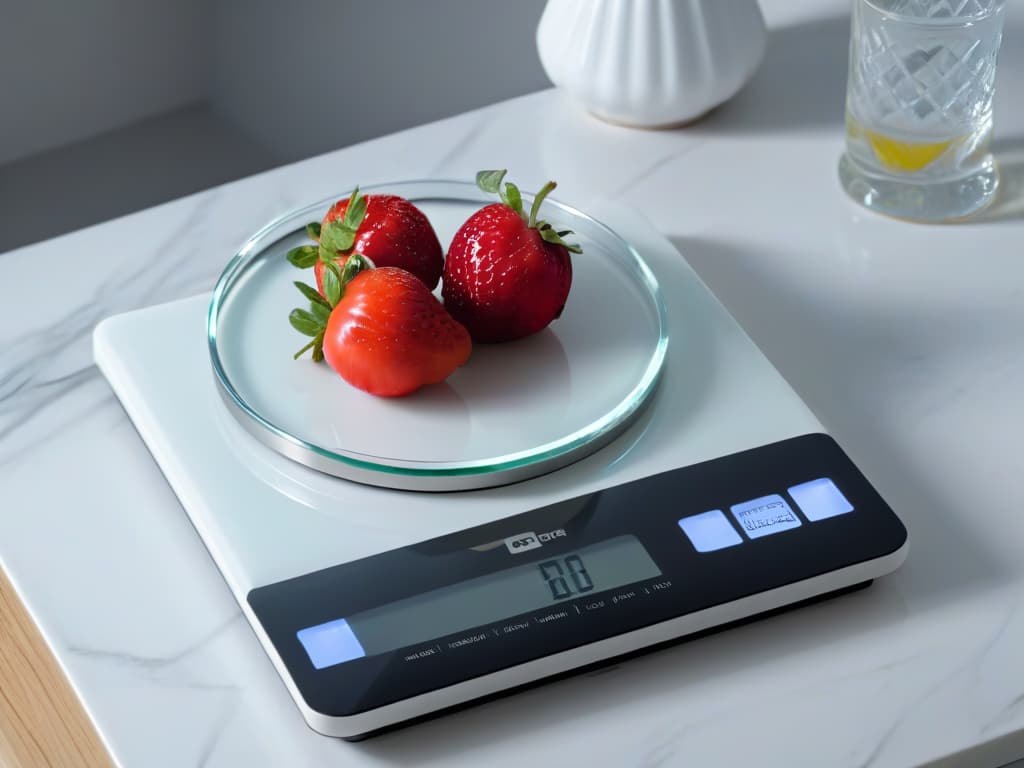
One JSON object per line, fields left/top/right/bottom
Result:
{"left": 2, "top": 0, "right": 1024, "bottom": 765}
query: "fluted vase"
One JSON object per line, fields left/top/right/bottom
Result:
{"left": 537, "top": 0, "right": 767, "bottom": 127}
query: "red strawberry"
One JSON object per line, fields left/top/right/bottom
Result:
{"left": 288, "top": 258, "right": 471, "bottom": 397}
{"left": 286, "top": 188, "right": 443, "bottom": 293}
{"left": 442, "top": 170, "right": 581, "bottom": 343}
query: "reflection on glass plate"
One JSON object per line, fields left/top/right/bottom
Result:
{"left": 208, "top": 180, "right": 667, "bottom": 491}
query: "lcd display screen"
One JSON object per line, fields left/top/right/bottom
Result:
{"left": 297, "top": 534, "right": 661, "bottom": 669}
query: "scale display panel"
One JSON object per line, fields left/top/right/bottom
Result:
{"left": 249, "top": 434, "right": 906, "bottom": 733}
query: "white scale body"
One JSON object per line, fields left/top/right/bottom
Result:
{"left": 95, "top": 205, "right": 908, "bottom": 740}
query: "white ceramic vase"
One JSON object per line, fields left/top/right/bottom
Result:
{"left": 537, "top": 0, "right": 767, "bottom": 127}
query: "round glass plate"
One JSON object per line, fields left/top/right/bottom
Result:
{"left": 208, "top": 180, "right": 667, "bottom": 491}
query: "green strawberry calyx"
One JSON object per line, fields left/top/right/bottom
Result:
{"left": 475, "top": 169, "right": 583, "bottom": 254}
{"left": 288, "top": 253, "right": 371, "bottom": 361}
{"left": 285, "top": 186, "right": 369, "bottom": 270}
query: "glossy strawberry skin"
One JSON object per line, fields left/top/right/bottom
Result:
{"left": 442, "top": 203, "right": 573, "bottom": 343}
{"left": 315, "top": 194, "right": 443, "bottom": 294}
{"left": 322, "top": 267, "right": 471, "bottom": 397}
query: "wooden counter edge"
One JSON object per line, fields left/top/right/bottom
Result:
{"left": 0, "top": 564, "right": 114, "bottom": 768}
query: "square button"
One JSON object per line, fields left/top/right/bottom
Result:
{"left": 678, "top": 510, "right": 743, "bottom": 553}
{"left": 789, "top": 478, "right": 854, "bottom": 522}
{"left": 297, "top": 618, "right": 366, "bottom": 669}
{"left": 730, "top": 494, "right": 802, "bottom": 539}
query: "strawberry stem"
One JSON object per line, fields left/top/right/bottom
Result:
{"left": 293, "top": 337, "right": 318, "bottom": 360}
{"left": 529, "top": 181, "right": 557, "bottom": 229}
{"left": 476, "top": 169, "right": 580, "bottom": 251}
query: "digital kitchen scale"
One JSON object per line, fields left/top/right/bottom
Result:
{"left": 94, "top": 183, "right": 908, "bottom": 740}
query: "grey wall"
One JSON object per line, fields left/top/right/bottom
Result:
{"left": 211, "top": 0, "right": 551, "bottom": 162}
{"left": 0, "top": 0, "right": 552, "bottom": 251}
{"left": 0, "top": 0, "right": 549, "bottom": 168}
{"left": 0, "top": 0, "right": 209, "bottom": 165}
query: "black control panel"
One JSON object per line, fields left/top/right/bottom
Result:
{"left": 248, "top": 433, "right": 907, "bottom": 719}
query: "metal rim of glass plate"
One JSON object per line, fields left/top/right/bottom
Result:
{"left": 207, "top": 179, "right": 668, "bottom": 492}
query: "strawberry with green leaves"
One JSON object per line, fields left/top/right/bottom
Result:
{"left": 289, "top": 256, "right": 471, "bottom": 398}
{"left": 286, "top": 187, "right": 443, "bottom": 294}
{"left": 442, "top": 170, "right": 581, "bottom": 343}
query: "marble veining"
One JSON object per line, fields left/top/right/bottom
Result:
{"left": 66, "top": 613, "right": 248, "bottom": 768}
{"left": 70, "top": 633, "right": 245, "bottom": 768}
{"left": 66, "top": 612, "right": 242, "bottom": 671}
{"left": 0, "top": 193, "right": 223, "bottom": 458}
{"left": 426, "top": 113, "right": 491, "bottom": 178}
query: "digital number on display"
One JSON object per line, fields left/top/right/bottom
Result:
{"left": 538, "top": 555, "right": 594, "bottom": 600}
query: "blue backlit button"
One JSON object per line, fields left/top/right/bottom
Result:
{"left": 730, "top": 494, "right": 802, "bottom": 539}
{"left": 678, "top": 510, "right": 743, "bottom": 553}
{"left": 297, "top": 618, "right": 366, "bottom": 670}
{"left": 788, "top": 478, "right": 854, "bottom": 522}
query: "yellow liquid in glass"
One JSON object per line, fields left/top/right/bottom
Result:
{"left": 847, "top": 116, "right": 963, "bottom": 173}
{"left": 866, "top": 131, "right": 959, "bottom": 172}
